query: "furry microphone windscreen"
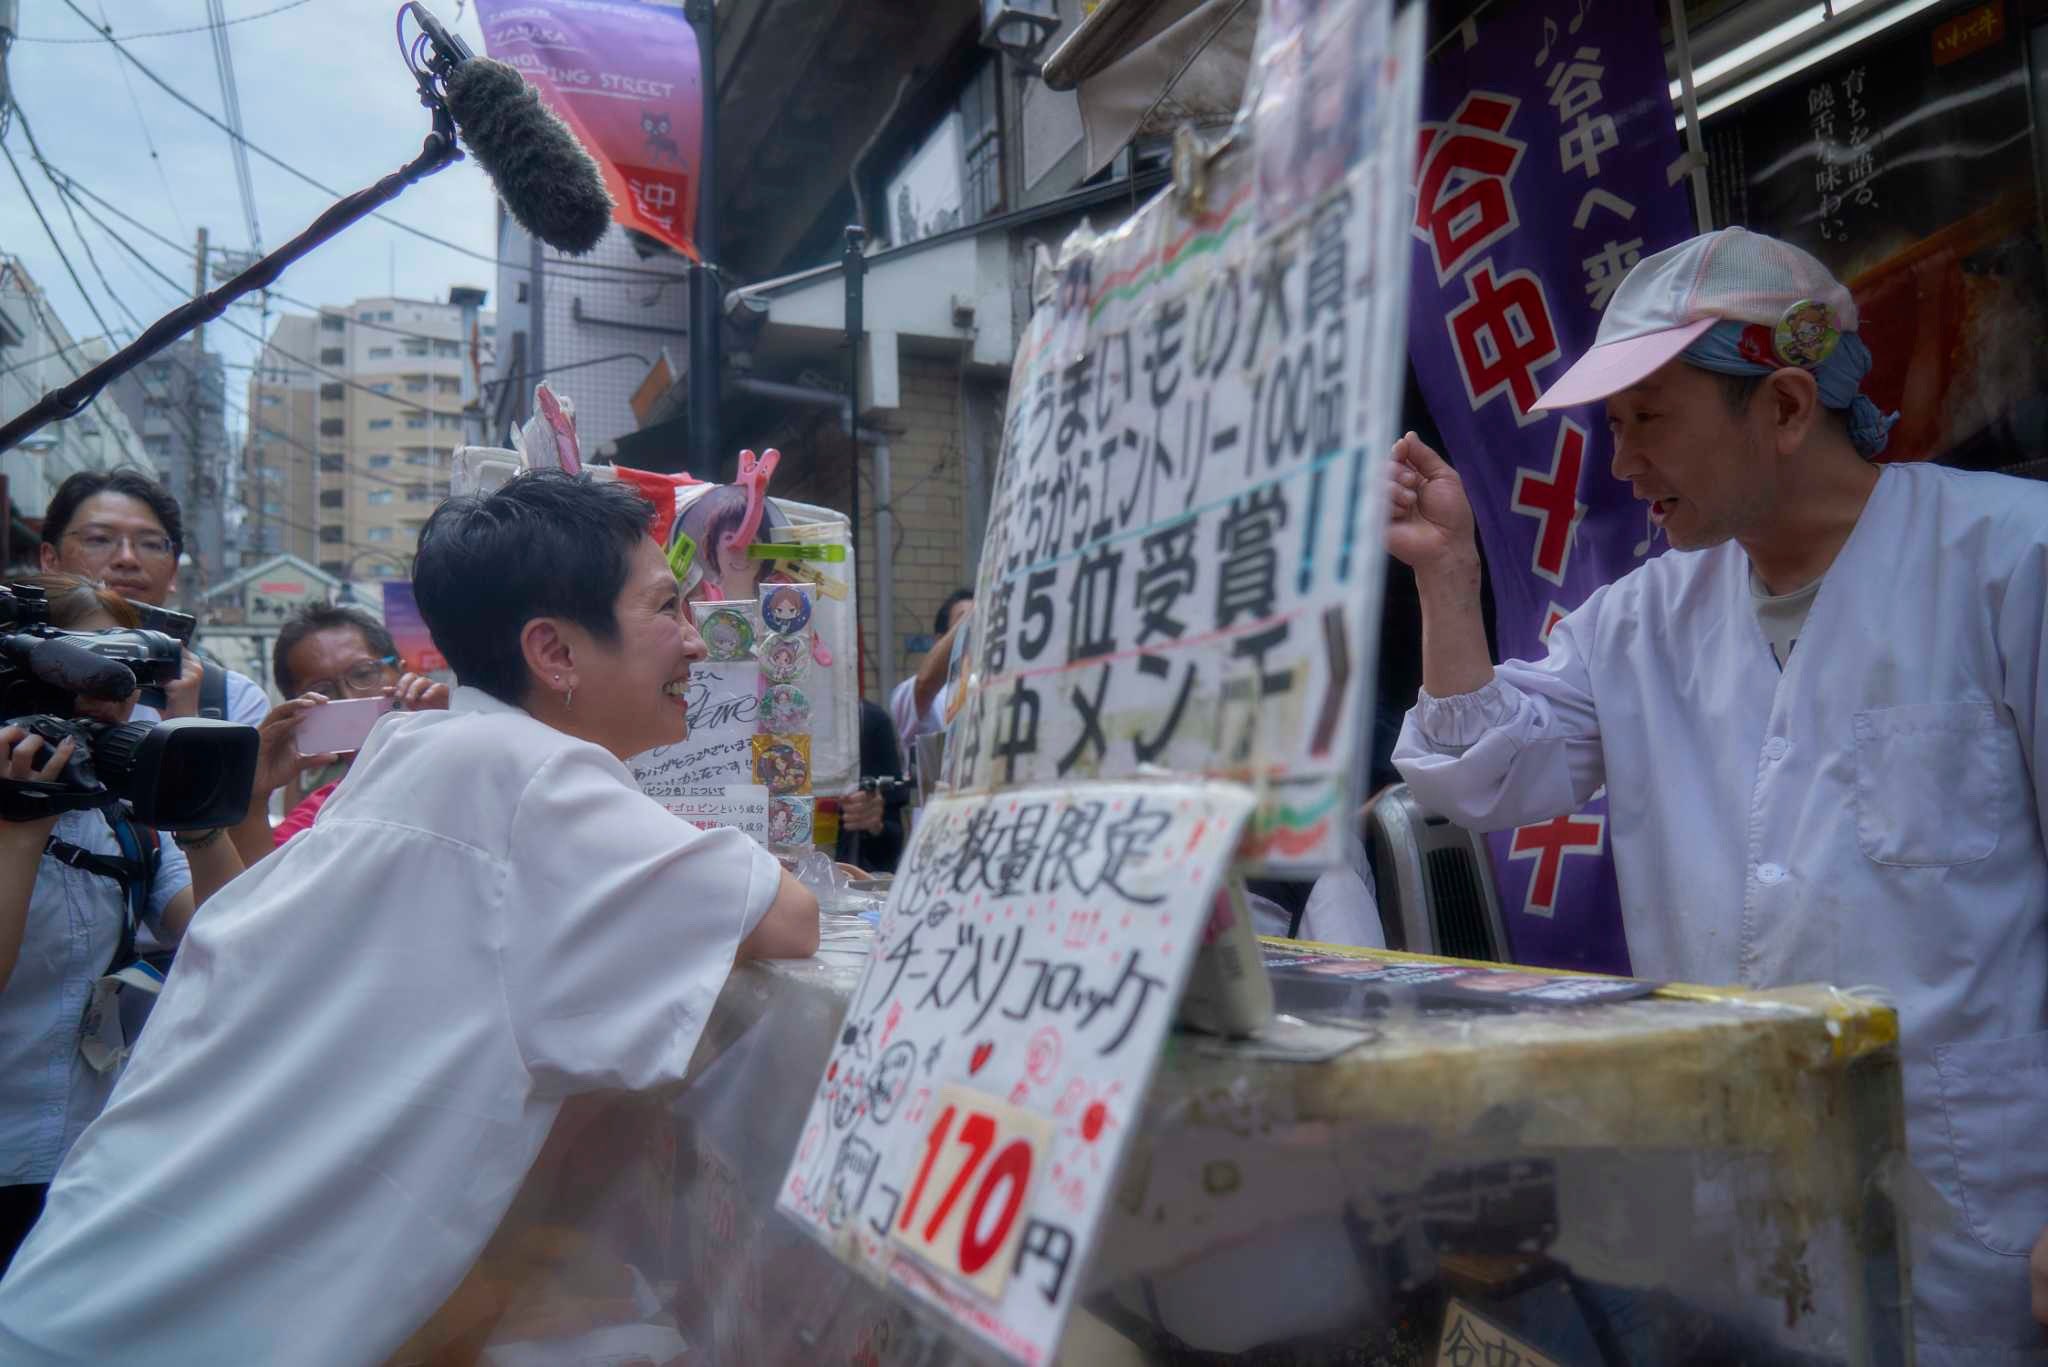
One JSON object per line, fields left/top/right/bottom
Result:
{"left": 446, "top": 58, "right": 615, "bottom": 256}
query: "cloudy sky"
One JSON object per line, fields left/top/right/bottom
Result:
{"left": 2, "top": 0, "right": 507, "bottom": 440}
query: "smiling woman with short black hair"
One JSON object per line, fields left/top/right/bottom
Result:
{"left": 0, "top": 472, "right": 819, "bottom": 1363}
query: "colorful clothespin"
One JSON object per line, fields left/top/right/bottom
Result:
{"left": 723, "top": 447, "right": 781, "bottom": 565}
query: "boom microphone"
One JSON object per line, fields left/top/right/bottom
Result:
{"left": 1, "top": 1, "right": 614, "bottom": 454}
{"left": 405, "top": 4, "right": 615, "bottom": 256}
{"left": 447, "top": 59, "right": 616, "bottom": 256}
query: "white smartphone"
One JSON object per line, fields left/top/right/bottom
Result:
{"left": 294, "top": 697, "right": 394, "bottom": 757}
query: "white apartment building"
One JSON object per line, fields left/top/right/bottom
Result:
{"left": 244, "top": 293, "right": 494, "bottom": 585}
{"left": 0, "top": 255, "right": 150, "bottom": 559}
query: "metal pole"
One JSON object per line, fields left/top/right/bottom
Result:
{"left": 188, "top": 228, "right": 209, "bottom": 596}
{"left": 687, "top": 0, "right": 721, "bottom": 474}
{"left": 874, "top": 437, "right": 894, "bottom": 708}
{"left": 1667, "top": 0, "right": 1714, "bottom": 235}
{"left": 192, "top": 227, "right": 208, "bottom": 353}
{"left": 843, "top": 224, "right": 866, "bottom": 691}
{"left": 526, "top": 232, "right": 545, "bottom": 433}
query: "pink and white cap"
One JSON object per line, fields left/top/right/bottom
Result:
{"left": 1532, "top": 227, "right": 1859, "bottom": 410}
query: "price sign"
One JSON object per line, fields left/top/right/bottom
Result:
{"left": 778, "top": 781, "right": 1255, "bottom": 1365}
{"left": 891, "top": 1086, "right": 1051, "bottom": 1300}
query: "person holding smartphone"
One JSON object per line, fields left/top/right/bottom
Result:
{"left": 229, "top": 604, "right": 449, "bottom": 867}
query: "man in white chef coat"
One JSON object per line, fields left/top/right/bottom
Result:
{"left": 1387, "top": 227, "right": 2048, "bottom": 1365}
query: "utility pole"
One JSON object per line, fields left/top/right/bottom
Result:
{"left": 186, "top": 228, "right": 209, "bottom": 602}
{"left": 0, "top": 1, "right": 18, "bottom": 114}
{"left": 843, "top": 225, "right": 865, "bottom": 574}
{"left": 192, "top": 228, "right": 208, "bottom": 352}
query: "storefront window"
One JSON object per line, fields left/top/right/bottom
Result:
{"left": 1705, "top": 3, "right": 2048, "bottom": 476}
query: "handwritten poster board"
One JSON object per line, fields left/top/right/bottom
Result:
{"left": 778, "top": 781, "right": 1254, "bottom": 1364}
{"left": 943, "top": 0, "right": 1422, "bottom": 875}
{"left": 630, "top": 662, "right": 761, "bottom": 815}
{"left": 663, "top": 785, "right": 771, "bottom": 843}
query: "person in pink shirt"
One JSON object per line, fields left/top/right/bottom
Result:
{"left": 233, "top": 604, "right": 448, "bottom": 863}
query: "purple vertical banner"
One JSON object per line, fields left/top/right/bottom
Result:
{"left": 1404, "top": 0, "right": 1692, "bottom": 974}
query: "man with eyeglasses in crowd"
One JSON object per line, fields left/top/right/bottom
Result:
{"left": 37, "top": 472, "right": 270, "bottom": 743}
{"left": 231, "top": 603, "right": 448, "bottom": 866}
{"left": 34, "top": 472, "right": 273, "bottom": 1039}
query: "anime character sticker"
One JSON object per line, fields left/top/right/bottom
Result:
{"left": 767, "top": 795, "right": 813, "bottom": 848}
{"left": 760, "top": 683, "right": 812, "bottom": 733}
{"left": 694, "top": 606, "right": 757, "bottom": 662}
{"left": 760, "top": 634, "right": 809, "bottom": 684}
{"left": 760, "top": 583, "right": 813, "bottom": 637}
{"left": 1773, "top": 299, "right": 1840, "bottom": 369}
{"left": 753, "top": 735, "right": 812, "bottom": 796}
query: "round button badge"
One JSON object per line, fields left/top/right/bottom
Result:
{"left": 1772, "top": 300, "right": 1840, "bottom": 369}
{"left": 760, "top": 635, "right": 808, "bottom": 683}
{"left": 698, "top": 608, "right": 755, "bottom": 662}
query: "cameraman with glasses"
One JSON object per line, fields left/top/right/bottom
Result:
{"left": 231, "top": 604, "right": 447, "bottom": 867}
{"left": 37, "top": 471, "right": 270, "bottom": 736}
{"left": 36, "top": 473, "right": 271, "bottom": 1043}
{"left": 0, "top": 576, "right": 247, "bottom": 1273}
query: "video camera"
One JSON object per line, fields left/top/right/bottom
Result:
{"left": 123, "top": 600, "right": 195, "bottom": 711}
{"left": 0, "top": 583, "right": 258, "bottom": 830}
{"left": 859, "top": 774, "right": 916, "bottom": 810}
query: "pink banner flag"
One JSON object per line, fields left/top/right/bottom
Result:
{"left": 475, "top": 0, "right": 702, "bottom": 259}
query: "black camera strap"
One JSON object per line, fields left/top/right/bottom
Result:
{"left": 43, "top": 808, "right": 159, "bottom": 977}
{"left": 197, "top": 662, "right": 229, "bottom": 721}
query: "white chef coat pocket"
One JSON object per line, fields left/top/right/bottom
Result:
{"left": 1932, "top": 1031, "right": 2048, "bottom": 1256}
{"left": 1852, "top": 702, "right": 2005, "bottom": 867}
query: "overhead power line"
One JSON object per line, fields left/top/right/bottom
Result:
{"left": 97, "top": 0, "right": 190, "bottom": 237}
{"left": 0, "top": 335, "right": 114, "bottom": 380}
{"left": 204, "top": 0, "right": 264, "bottom": 256}
{"left": 0, "top": 137, "right": 148, "bottom": 468}
{"left": 0, "top": 131, "right": 116, "bottom": 342}
{"left": 50, "top": 0, "right": 688, "bottom": 284}
{"left": 9, "top": 105, "right": 152, "bottom": 340}
{"left": 15, "top": 0, "right": 320, "bottom": 44}
{"left": 18, "top": 166, "right": 443, "bottom": 510}
{"left": 17, "top": 159, "right": 488, "bottom": 353}
{"left": 145, "top": 341, "right": 425, "bottom": 497}
{"left": 43, "top": 176, "right": 450, "bottom": 424}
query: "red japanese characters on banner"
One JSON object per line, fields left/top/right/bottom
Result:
{"left": 1405, "top": 0, "right": 1696, "bottom": 974}
{"left": 475, "top": 0, "right": 703, "bottom": 259}
{"left": 1510, "top": 418, "right": 1587, "bottom": 586}
{"left": 1508, "top": 806, "right": 1606, "bottom": 919}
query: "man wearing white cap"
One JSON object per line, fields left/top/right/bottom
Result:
{"left": 1387, "top": 226, "right": 2048, "bottom": 1363}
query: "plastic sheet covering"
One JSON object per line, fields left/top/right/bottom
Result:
{"left": 390, "top": 930, "right": 1910, "bottom": 1366}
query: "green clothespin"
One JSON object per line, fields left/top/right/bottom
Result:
{"left": 667, "top": 530, "right": 698, "bottom": 581}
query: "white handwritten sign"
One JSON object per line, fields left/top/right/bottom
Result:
{"left": 777, "top": 781, "right": 1254, "bottom": 1365}
{"left": 663, "top": 784, "right": 770, "bottom": 843}
{"left": 629, "top": 663, "right": 760, "bottom": 798}
{"left": 944, "top": 0, "right": 1423, "bottom": 875}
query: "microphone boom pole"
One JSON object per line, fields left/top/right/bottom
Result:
{"left": 0, "top": 23, "right": 466, "bottom": 455}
